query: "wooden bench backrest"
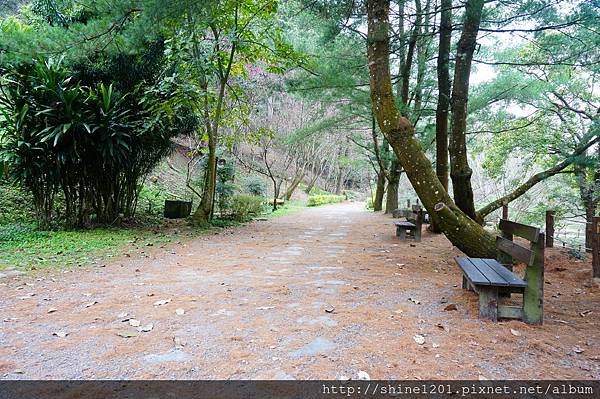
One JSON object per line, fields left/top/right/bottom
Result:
{"left": 497, "top": 219, "right": 542, "bottom": 266}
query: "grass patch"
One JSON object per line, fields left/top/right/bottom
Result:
{"left": 0, "top": 223, "right": 186, "bottom": 271}
{"left": 264, "top": 200, "right": 307, "bottom": 218}
{"left": 307, "top": 194, "right": 345, "bottom": 207}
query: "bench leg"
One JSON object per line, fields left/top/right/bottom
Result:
{"left": 398, "top": 229, "right": 407, "bottom": 240}
{"left": 462, "top": 275, "right": 472, "bottom": 290}
{"left": 478, "top": 286, "right": 498, "bottom": 321}
{"left": 414, "top": 226, "right": 422, "bottom": 242}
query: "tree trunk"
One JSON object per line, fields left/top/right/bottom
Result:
{"left": 367, "top": 0, "right": 496, "bottom": 258}
{"left": 305, "top": 174, "right": 319, "bottom": 194}
{"left": 373, "top": 169, "right": 386, "bottom": 211}
{"left": 385, "top": 158, "right": 400, "bottom": 213}
{"left": 193, "top": 138, "right": 217, "bottom": 224}
{"left": 475, "top": 136, "right": 600, "bottom": 221}
{"left": 435, "top": 0, "right": 451, "bottom": 192}
{"left": 284, "top": 172, "right": 304, "bottom": 201}
{"left": 448, "top": 0, "right": 484, "bottom": 220}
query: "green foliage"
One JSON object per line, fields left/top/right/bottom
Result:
{"left": 0, "top": 55, "right": 195, "bottom": 228}
{"left": 0, "top": 183, "right": 35, "bottom": 224}
{"left": 231, "top": 194, "right": 265, "bottom": 222}
{"left": 137, "top": 184, "right": 166, "bottom": 216}
{"left": 307, "top": 194, "right": 344, "bottom": 207}
{"left": 0, "top": 224, "right": 174, "bottom": 270}
{"left": 241, "top": 175, "right": 267, "bottom": 197}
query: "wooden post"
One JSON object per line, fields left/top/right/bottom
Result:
{"left": 545, "top": 210, "right": 555, "bottom": 248}
{"left": 502, "top": 204, "right": 508, "bottom": 220}
{"left": 523, "top": 232, "right": 545, "bottom": 325}
{"left": 593, "top": 217, "right": 600, "bottom": 278}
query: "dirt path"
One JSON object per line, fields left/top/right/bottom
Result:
{"left": 1, "top": 202, "right": 599, "bottom": 379}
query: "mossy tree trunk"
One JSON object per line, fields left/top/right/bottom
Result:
{"left": 373, "top": 170, "right": 386, "bottom": 211}
{"left": 367, "top": 0, "right": 496, "bottom": 258}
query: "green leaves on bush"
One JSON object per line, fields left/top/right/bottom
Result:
{"left": 231, "top": 195, "right": 265, "bottom": 222}
{"left": 0, "top": 56, "right": 196, "bottom": 228}
{"left": 307, "top": 195, "right": 345, "bottom": 207}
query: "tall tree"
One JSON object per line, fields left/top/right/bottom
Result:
{"left": 435, "top": 0, "right": 451, "bottom": 192}
{"left": 367, "top": 0, "right": 497, "bottom": 257}
{"left": 448, "top": 0, "right": 484, "bottom": 220}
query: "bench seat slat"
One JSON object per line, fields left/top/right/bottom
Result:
{"left": 481, "top": 258, "right": 527, "bottom": 288}
{"left": 469, "top": 258, "right": 509, "bottom": 286}
{"left": 455, "top": 257, "right": 491, "bottom": 286}
{"left": 395, "top": 221, "right": 416, "bottom": 228}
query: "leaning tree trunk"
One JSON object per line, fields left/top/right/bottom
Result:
{"left": 284, "top": 172, "right": 304, "bottom": 201}
{"left": 448, "top": 0, "right": 484, "bottom": 220}
{"left": 367, "top": 0, "right": 496, "bottom": 258}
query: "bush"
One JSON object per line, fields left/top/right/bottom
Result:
{"left": 242, "top": 175, "right": 267, "bottom": 197}
{"left": 0, "top": 183, "right": 35, "bottom": 225}
{"left": 0, "top": 56, "right": 196, "bottom": 228}
{"left": 231, "top": 195, "right": 264, "bottom": 221}
{"left": 307, "top": 195, "right": 345, "bottom": 207}
{"left": 138, "top": 184, "right": 166, "bottom": 216}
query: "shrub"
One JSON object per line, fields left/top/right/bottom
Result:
{"left": 307, "top": 195, "right": 345, "bottom": 207}
{"left": 0, "top": 183, "right": 35, "bottom": 225}
{"left": 231, "top": 194, "right": 264, "bottom": 222}
{"left": 0, "top": 57, "right": 196, "bottom": 228}
{"left": 242, "top": 175, "right": 267, "bottom": 197}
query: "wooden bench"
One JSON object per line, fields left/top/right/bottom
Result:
{"left": 454, "top": 219, "right": 545, "bottom": 324}
{"left": 394, "top": 207, "right": 423, "bottom": 242}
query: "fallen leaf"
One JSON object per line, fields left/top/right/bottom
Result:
{"left": 440, "top": 297, "right": 448, "bottom": 304}
{"left": 444, "top": 304, "right": 458, "bottom": 311}
{"left": 153, "top": 298, "right": 172, "bottom": 306}
{"left": 53, "top": 331, "right": 68, "bottom": 338}
{"left": 47, "top": 308, "right": 58, "bottom": 314}
{"left": 84, "top": 301, "right": 97, "bottom": 308}
{"left": 579, "top": 310, "right": 593, "bottom": 317}
{"left": 256, "top": 306, "right": 275, "bottom": 310}
{"left": 175, "top": 308, "right": 185, "bottom": 316}
{"left": 117, "top": 331, "right": 138, "bottom": 338}
{"left": 573, "top": 346, "right": 585, "bottom": 354}
{"left": 510, "top": 328, "right": 521, "bottom": 337}
{"left": 357, "top": 370, "right": 370, "bottom": 380}
{"left": 139, "top": 323, "right": 154, "bottom": 332}
{"left": 413, "top": 334, "right": 425, "bottom": 345}
{"left": 324, "top": 305, "right": 335, "bottom": 313}
{"left": 13, "top": 369, "right": 24, "bottom": 374}
{"left": 129, "top": 319, "right": 141, "bottom": 327}
{"left": 174, "top": 336, "right": 186, "bottom": 348}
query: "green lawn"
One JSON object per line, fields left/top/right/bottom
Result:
{"left": 0, "top": 223, "right": 180, "bottom": 271}
{"left": 264, "top": 199, "right": 307, "bottom": 218}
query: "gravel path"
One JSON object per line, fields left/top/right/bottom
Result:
{"left": 1, "top": 202, "right": 599, "bottom": 379}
